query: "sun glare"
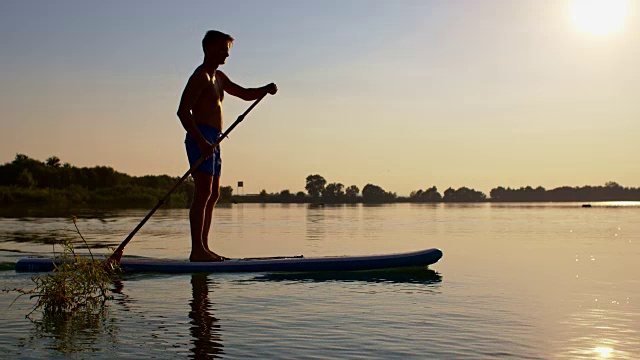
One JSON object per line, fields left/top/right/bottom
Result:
{"left": 594, "top": 346, "right": 613, "bottom": 358}
{"left": 570, "top": 0, "right": 629, "bottom": 35}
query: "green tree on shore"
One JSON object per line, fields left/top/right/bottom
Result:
{"left": 345, "top": 185, "right": 360, "bottom": 203}
{"left": 442, "top": 187, "right": 486, "bottom": 202}
{"left": 305, "top": 174, "right": 326, "bottom": 199}
{"left": 323, "top": 183, "right": 345, "bottom": 202}
{"left": 46, "top": 156, "right": 61, "bottom": 168}
{"left": 362, "top": 184, "right": 396, "bottom": 203}
{"left": 410, "top": 186, "right": 442, "bottom": 202}
{"left": 17, "top": 169, "right": 36, "bottom": 189}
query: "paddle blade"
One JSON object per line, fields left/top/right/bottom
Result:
{"left": 104, "top": 249, "right": 123, "bottom": 271}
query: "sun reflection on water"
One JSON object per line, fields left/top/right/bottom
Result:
{"left": 557, "top": 305, "right": 638, "bottom": 359}
{"left": 594, "top": 346, "right": 613, "bottom": 358}
{"left": 597, "top": 201, "right": 640, "bottom": 207}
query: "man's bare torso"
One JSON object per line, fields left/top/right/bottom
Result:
{"left": 191, "top": 66, "right": 224, "bottom": 131}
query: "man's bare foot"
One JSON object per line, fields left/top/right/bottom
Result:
{"left": 189, "top": 252, "right": 225, "bottom": 262}
{"left": 204, "top": 247, "right": 230, "bottom": 260}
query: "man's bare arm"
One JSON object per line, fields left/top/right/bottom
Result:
{"left": 217, "top": 70, "right": 277, "bottom": 100}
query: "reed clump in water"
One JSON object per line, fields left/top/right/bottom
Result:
{"left": 11, "top": 216, "right": 121, "bottom": 316}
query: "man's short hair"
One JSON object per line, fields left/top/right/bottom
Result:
{"left": 202, "top": 30, "right": 234, "bottom": 52}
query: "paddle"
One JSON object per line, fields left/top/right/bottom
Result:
{"left": 106, "top": 93, "right": 269, "bottom": 266}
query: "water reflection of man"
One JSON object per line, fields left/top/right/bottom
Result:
{"left": 189, "top": 274, "right": 224, "bottom": 358}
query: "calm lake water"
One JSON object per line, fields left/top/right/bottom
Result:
{"left": 0, "top": 202, "right": 638, "bottom": 359}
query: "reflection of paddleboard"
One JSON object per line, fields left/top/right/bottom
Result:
{"left": 16, "top": 248, "right": 443, "bottom": 274}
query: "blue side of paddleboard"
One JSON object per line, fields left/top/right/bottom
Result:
{"left": 15, "top": 248, "right": 443, "bottom": 274}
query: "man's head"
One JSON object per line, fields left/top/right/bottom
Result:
{"left": 202, "top": 30, "right": 234, "bottom": 65}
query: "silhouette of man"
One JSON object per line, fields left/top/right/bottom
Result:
{"left": 177, "top": 30, "right": 277, "bottom": 262}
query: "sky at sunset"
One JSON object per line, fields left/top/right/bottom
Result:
{"left": 1, "top": 0, "right": 638, "bottom": 195}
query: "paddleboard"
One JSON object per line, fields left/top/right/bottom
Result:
{"left": 15, "top": 248, "right": 443, "bottom": 274}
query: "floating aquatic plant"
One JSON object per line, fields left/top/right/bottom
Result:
{"left": 9, "top": 216, "right": 121, "bottom": 316}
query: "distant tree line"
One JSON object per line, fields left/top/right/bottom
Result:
{"left": 489, "top": 182, "right": 640, "bottom": 202}
{"left": 302, "top": 174, "right": 397, "bottom": 203}
{"left": 2, "top": 155, "right": 638, "bottom": 209}
{"left": 256, "top": 174, "right": 638, "bottom": 204}
{"left": 0, "top": 154, "right": 232, "bottom": 209}
{"left": 301, "top": 175, "right": 487, "bottom": 203}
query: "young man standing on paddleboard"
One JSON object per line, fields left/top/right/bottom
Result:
{"left": 177, "top": 30, "right": 277, "bottom": 262}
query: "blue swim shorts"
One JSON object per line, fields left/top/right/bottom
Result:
{"left": 185, "top": 124, "right": 222, "bottom": 177}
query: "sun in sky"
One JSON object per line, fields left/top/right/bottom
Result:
{"left": 570, "top": 0, "right": 629, "bottom": 35}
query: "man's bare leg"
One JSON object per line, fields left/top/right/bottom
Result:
{"left": 189, "top": 171, "right": 219, "bottom": 262}
{"left": 202, "top": 176, "right": 224, "bottom": 260}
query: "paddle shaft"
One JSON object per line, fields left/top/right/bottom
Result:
{"left": 110, "top": 93, "right": 268, "bottom": 260}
